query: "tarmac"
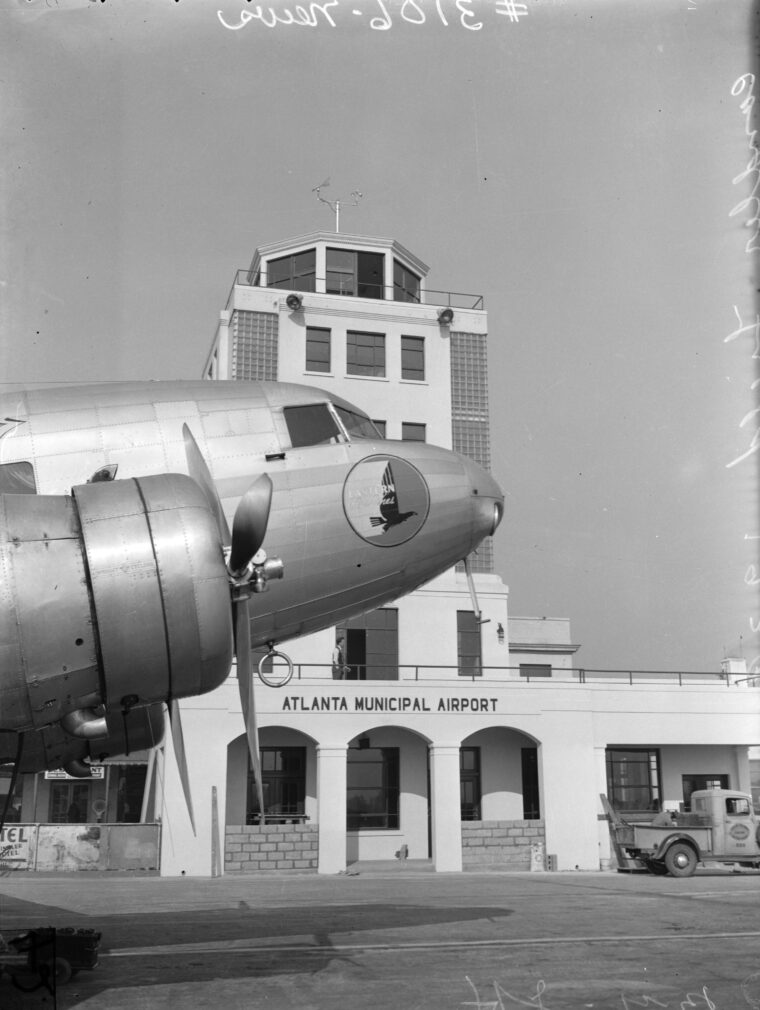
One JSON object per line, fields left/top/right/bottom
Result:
{"left": 0, "top": 863, "right": 758, "bottom": 1009}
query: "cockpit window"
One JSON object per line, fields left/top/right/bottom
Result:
{"left": 284, "top": 404, "right": 343, "bottom": 448}
{"left": 284, "top": 403, "right": 382, "bottom": 448}
{"left": 0, "top": 461, "right": 36, "bottom": 494}
{"left": 335, "top": 407, "right": 382, "bottom": 440}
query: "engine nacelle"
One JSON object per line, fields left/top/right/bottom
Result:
{"left": 0, "top": 474, "right": 233, "bottom": 733}
{"left": 0, "top": 704, "right": 166, "bottom": 776}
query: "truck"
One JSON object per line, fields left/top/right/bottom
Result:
{"left": 602, "top": 789, "right": 760, "bottom": 877}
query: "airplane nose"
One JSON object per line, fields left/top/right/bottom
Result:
{"left": 461, "top": 456, "right": 505, "bottom": 541}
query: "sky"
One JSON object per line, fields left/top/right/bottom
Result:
{"left": 1, "top": 0, "right": 758, "bottom": 674}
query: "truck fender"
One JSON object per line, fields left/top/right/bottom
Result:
{"left": 653, "top": 833, "right": 702, "bottom": 862}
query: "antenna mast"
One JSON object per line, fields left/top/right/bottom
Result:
{"left": 312, "top": 179, "right": 363, "bottom": 233}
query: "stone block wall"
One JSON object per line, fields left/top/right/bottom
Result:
{"left": 461, "top": 820, "right": 546, "bottom": 870}
{"left": 225, "top": 823, "right": 318, "bottom": 873}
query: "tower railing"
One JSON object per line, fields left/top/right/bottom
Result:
{"left": 230, "top": 270, "right": 484, "bottom": 310}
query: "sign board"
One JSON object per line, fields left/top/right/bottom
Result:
{"left": 0, "top": 825, "right": 34, "bottom": 867}
{"left": 45, "top": 766, "right": 105, "bottom": 780}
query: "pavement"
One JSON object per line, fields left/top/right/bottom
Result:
{"left": 0, "top": 865, "right": 758, "bottom": 1009}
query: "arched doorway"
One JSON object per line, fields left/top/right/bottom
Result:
{"left": 459, "top": 727, "right": 545, "bottom": 871}
{"left": 225, "top": 727, "right": 319, "bottom": 874}
{"left": 346, "top": 726, "right": 431, "bottom": 865}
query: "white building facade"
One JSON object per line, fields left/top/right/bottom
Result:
{"left": 4, "top": 230, "right": 757, "bottom": 876}
{"left": 127, "top": 230, "right": 760, "bottom": 878}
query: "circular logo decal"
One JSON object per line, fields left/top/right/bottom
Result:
{"left": 343, "top": 455, "right": 430, "bottom": 547}
{"left": 729, "top": 822, "right": 750, "bottom": 840}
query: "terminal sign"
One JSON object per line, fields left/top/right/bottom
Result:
{"left": 281, "top": 696, "right": 498, "bottom": 713}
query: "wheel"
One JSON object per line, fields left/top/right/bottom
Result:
{"left": 50, "top": 957, "right": 73, "bottom": 985}
{"left": 664, "top": 842, "right": 698, "bottom": 877}
{"left": 35, "top": 957, "right": 72, "bottom": 986}
{"left": 646, "top": 859, "right": 668, "bottom": 876}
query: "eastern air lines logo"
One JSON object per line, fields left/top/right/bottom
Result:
{"left": 343, "top": 455, "right": 430, "bottom": 547}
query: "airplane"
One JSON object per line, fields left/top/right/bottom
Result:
{"left": 0, "top": 379, "right": 504, "bottom": 825}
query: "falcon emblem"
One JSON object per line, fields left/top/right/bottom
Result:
{"left": 369, "top": 462, "right": 418, "bottom": 533}
{"left": 343, "top": 455, "right": 430, "bottom": 547}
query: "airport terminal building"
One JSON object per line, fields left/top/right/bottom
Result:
{"left": 3, "top": 231, "right": 759, "bottom": 875}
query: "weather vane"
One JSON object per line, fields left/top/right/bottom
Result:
{"left": 312, "top": 178, "right": 363, "bottom": 233}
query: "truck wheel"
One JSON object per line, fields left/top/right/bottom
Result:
{"left": 664, "top": 843, "right": 698, "bottom": 877}
{"left": 37, "top": 957, "right": 72, "bottom": 986}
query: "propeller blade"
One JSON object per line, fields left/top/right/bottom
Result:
{"left": 168, "top": 699, "right": 196, "bottom": 836}
{"left": 229, "top": 474, "right": 273, "bottom": 575}
{"left": 234, "top": 595, "right": 265, "bottom": 825}
{"left": 182, "top": 423, "right": 232, "bottom": 547}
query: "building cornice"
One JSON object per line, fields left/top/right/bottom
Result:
{"left": 248, "top": 232, "right": 430, "bottom": 278}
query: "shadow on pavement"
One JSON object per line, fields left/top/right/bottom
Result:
{"left": 0, "top": 897, "right": 515, "bottom": 1008}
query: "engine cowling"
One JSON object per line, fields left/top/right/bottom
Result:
{"left": 0, "top": 474, "right": 234, "bottom": 733}
{"left": 0, "top": 704, "right": 166, "bottom": 776}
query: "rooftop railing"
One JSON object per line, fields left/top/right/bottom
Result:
{"left": 229, "top": 270, "right": 485, "bottom": 310}
{"left": 249, "top": 664, "right": 755, "bottom": 687}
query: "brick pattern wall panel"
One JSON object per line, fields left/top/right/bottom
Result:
{"left": 225, "top": 824, "right": 318, "bottom": 873}
{"left": 461, "top": 820, "right": 545, "bottom": 871}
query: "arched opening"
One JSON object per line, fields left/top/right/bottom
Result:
{"left": 459, "top": 727, "right": 545, "bottom": 871}
{"left": 346, "top": 725, "right": 431, "bottom": 866}
{"left": 225, "top": 727, "right": 319, "bottom": 874}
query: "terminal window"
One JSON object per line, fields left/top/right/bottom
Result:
{"left": 457, "top": 611, "right": 482, "bottom": 677}
{"left": 460, "top": 747, "right": 481, "bottom": 820}
{"left": 605, "top": 748, "right": 661, "bottom": 813}
{"left": 347, "top": 747, "right": 400, "bottom": 830}
{"left": 247, "top": 747, "right": 306, "bottom": 824}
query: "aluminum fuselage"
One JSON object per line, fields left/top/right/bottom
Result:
{"left": 0, "top": 380, "right": 503, "bottom": 647}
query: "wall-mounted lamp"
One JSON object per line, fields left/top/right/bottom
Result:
{"left": 497, "top": 623, "right": 505, "bottom": 645}
{"left": 437, "top": 307, "right": 454, "bottom": 325}
{"left": 285, "top": 293, "right": 303, "bottom": 311}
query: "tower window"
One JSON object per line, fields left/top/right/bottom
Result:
{"left": 305, "top": 327, "right": 331, "bottom": 373}
{"left": 347, "top": 331, "right": 386, "bottom": 377}
{"left": 267, "top": 249, "right": 316, "bottom": 292}
{"left": 336, "top": 608, "right": 398, "bottom": 680}
{"left": 401, "top": 336, "right": 425, "bottom": 381}
{"left": 401, "top": 422, "right": 426, "bottom": 442}
{"left": 393, "top": 260, "right": 420, "bottom": 303}
{"left": 327, "top": 248, "right": 384, "bottom": 299}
